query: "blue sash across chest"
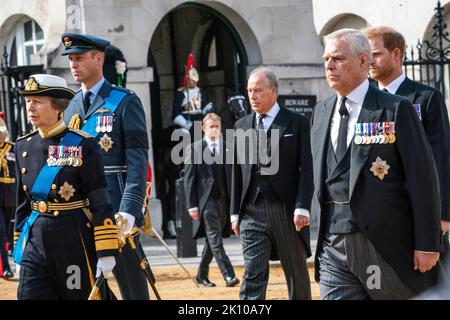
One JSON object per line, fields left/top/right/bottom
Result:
{"left": 82, "top": 89, "right": 127, "bottom": 137}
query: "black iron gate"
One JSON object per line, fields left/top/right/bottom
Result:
{"left": 0, "top": 48, "right": 44, "bottom": 141}
{"left": 403, "top": 0, "right": 450, "bottom": 101}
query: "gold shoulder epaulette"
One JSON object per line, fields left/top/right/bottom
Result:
{"left": 16, "top": 130, "right": 38, "bottom": 142}
{"left": 68, "top": 113, "right": 81, "bottom": 129}
{"left": 69, "top": 128, "right": 92, "bottom": 139}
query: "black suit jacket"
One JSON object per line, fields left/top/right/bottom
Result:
{"left": 184, "top": 139, "right": 231, "bottom": 239}
{"left": 311, "top": 85, "right": 442, "bottom": 293}
{"left": 395, "top": 77, "right": 450, "bottom": 221}
{"left": 230, "top": 107, "right": 314, "bottom": 256}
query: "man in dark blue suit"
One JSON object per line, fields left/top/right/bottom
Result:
{"left": 61, "top": 33, "right": 150, "bottom": 300}
{"left": 365, "top": 27, "right": 450, "bottom": 263}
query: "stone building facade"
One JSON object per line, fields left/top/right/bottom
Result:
{"left": 0, "top": 0, "right": 448, "bottom": 230}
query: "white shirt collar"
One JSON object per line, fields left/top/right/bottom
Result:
{"left": 204, "top": 135, "right": 220, "bottom": 149}
{"left": 379, "top": 73, "right": 406, "bottom": 94}
{"left": 338, "top": 79, "right": 369, "bottom": 109}
{"left": 255, "top": 102, "right": 280, "bottom": 120}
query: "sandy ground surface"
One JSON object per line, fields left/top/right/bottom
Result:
{"left": 0, "top": 265, "right": 320, "bottom": 300}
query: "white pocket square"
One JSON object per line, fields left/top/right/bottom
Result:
{"left": 283, "top": 134, "right": 294, "bottom": 137}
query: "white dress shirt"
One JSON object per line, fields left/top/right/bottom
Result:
{"left": 330, "top": 79, "right": 369, "bottom": 152}
{"left": 230, "top": 102, "right": 310, "bottom": 224}
{"left": 378, "top": 73, "right": 406, "bottom": 94}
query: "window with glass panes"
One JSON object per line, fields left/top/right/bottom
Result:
{"left": 6, "top": 18, "right": 44, "bottom": 66}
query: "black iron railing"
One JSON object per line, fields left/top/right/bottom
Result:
{"left": 403, "top": 0, "right": 450, "bottom": 100}
{"left": 0, "top": 47, "right": 43, "bottom": 140}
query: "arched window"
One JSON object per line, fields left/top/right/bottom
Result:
{"left": 6, "top": 18, "right": 44, "bottom": 66}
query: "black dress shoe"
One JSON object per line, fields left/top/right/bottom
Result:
{"left": 3, "top": 270, "right": 14, "bottom": 280}
{"left": 196, "top": 277, "right": 216, "bottom": 287}
{"left": 225, "top": 277, "right": 240, "bottom": 287}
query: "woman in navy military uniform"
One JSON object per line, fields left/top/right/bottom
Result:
{"left": 14, "top": 74, "right": 119, "bottom": 299}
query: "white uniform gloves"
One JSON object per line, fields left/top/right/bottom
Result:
{"left": 96, "top": 256, "right": 116, "bottom": 279}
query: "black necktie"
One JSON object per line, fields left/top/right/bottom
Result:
{"left": 257, "top": 114, "right": 267, "bottom": 131}
{"left": 211, "top": 143, "right": 216, "bottom": 157}
{"left": 83, "top": 91, "right": 92, "bottom": 113}
{"left": 336, "top": 97, "right": 349, "bottom": 160}
{"left": 257, "top": 114, "right": 267, "bottom": 168}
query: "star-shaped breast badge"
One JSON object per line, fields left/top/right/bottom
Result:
{"left": 370, "top": 156, "right": 390, "bottom": 180}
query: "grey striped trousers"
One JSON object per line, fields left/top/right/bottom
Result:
{"left": 239, "top": 198, "right": 311, "bottom": 300}
{"left": 318, "top": 232, "right": 415, "bottom": 300}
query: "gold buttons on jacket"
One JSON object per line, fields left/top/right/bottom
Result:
{"left": 87, "top": 223, "right": 91, "bottom": 228}
{"left": 21, "top": 168, "right": 27, "bottom": 174}
{"left": 53, "top": 211, "right": 60, "bottom": 217}
{"left": 51, "top": 184, "right": 57, "bottom": 190}
{"left": 27, "top": 137, "right": 32, "bottom": 142}
{"left": 23, "top": 185, "right": 28, "bottom": 191}
{"left": 22, "top": 152, "right": 28, "bottom": 157}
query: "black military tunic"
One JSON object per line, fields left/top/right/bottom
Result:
{"left": 0, "top": 141, "right": 16, "bottom": 275}
{"left": 14, "top": 121, "right": 118, "bottom": 299}
{"left": 172, "top": 87, "right": 210, "bottom": 130}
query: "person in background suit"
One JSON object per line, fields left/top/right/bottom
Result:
{"left": 184, "top": 113, "right": 239, "bottom": 288}
{"left": 0, "top": 114, "right": 15, "bottom": 279}
{"left": 365, "top": 27, "right": 450, "bottom": 263}
{"left": 61, "top": 33, "right": 150, "bottom": 300}
{"left": 230, "top": 67, "right": 313, "bottom": 300}
{"left": 312, "top": 28, "right": 442, "bottom": 300}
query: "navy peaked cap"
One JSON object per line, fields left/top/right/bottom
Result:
{"left": 61, "top": 33, "right": 110, "bottom": 55}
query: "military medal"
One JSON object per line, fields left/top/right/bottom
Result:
{"left": 106, "top": 116, "right": 113, "bottom": 132}
{"left": 101, "top": 116, "right": 107, "bottom": 133}
{"left": 370, "top": 122, "right": 378, "bottom": 144}
{"left": 413, "top": 104, "right": 422, "bottom": 120}
{"left": 47, "top": 146, "right": 56, "bottom": 166}
{"left": 370, "top": 156, "right": 390, "bottom": 180}
{"left": 354, "top": 123, "right": 363, "bottom": 145}
{"left": 99, "top": 134, "right": 114, "bottom": 152}
{"left": 388, "top": 122, "right": 396, "bottom": 144}
{"left": 382, "top": 122, "right": 389, "bottom": 144}
{"left": 364, "top": 123, "right": 372, "bottom": 144}
{"left": 377, "top": 122, "right": 385, "bottom": 144}
{"left": 96, "top": 116, "right": 102, "bottom": 132}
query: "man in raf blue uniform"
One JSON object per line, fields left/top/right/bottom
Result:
{"left": 61, "top": 33, "right": 150, "bottom": 300}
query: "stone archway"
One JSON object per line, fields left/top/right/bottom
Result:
{"left": 319, "top": 13, "right": 370, "bottom": 39}
{"left": 147, "top": 1, "right": 260, "bottom": 238}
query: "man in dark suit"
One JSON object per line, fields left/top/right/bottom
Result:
{"left": 230, "top": 67, "right": 313, "bottom": 300}
{"left": 312, "top": 28, "right": 442, "bottom": 300}
{"left": 184, "top": 113, "right": 239, "bottom": 288}
{"left": 61, "top": 33, "right": 150, "bottom": 300}
{"left": 365, "top": 27, "right": 450, "bottom": 261}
